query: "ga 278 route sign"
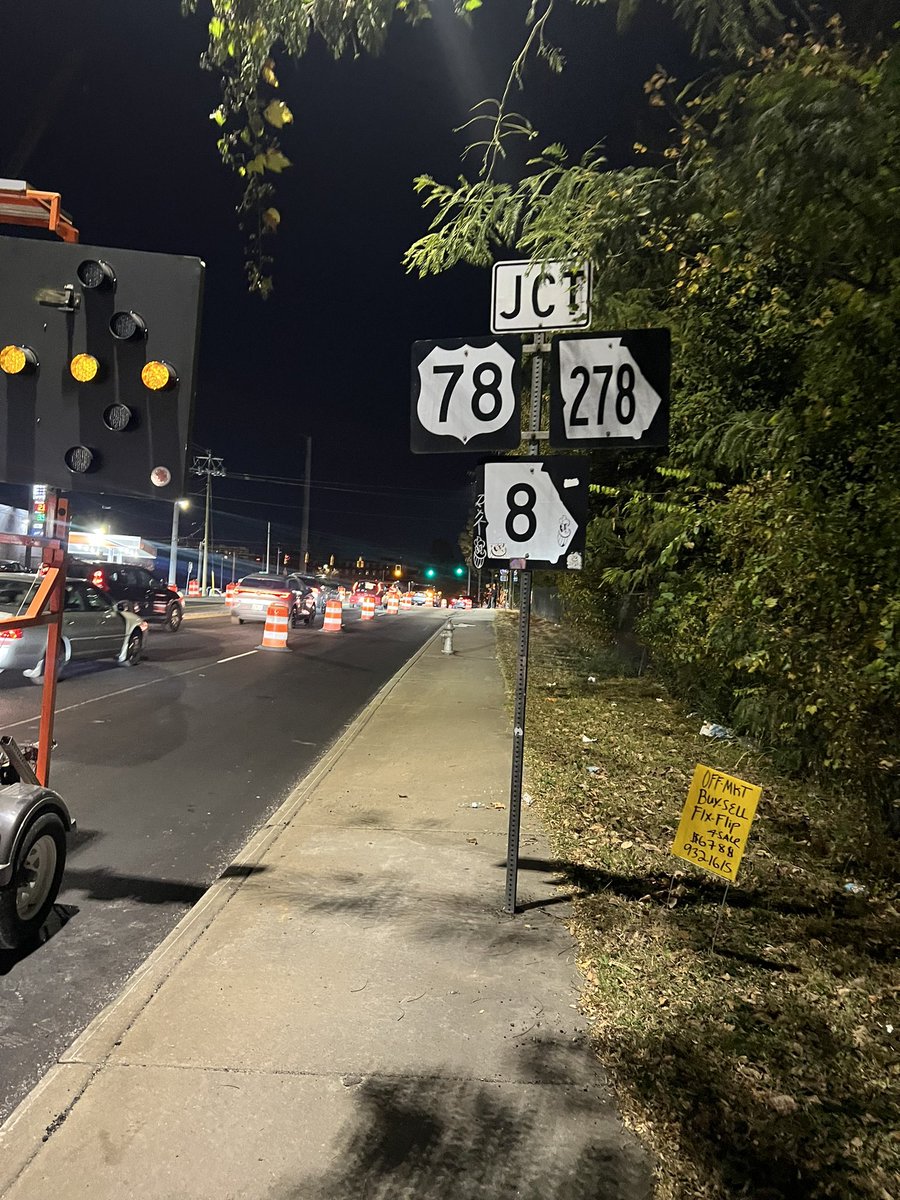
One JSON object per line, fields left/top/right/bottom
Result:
{"left": 550, "top": 329, "right": 670, "bottom": 449}
{"left": 473, "top": 458, "right": 588, "bottom": 572}
{"left": 410, "top": 336, "right": 521, "bottom": 453}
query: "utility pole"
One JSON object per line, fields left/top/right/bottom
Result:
{"left": 300, "top": 435, "right": 312, "bottom": 573}
{"left": 265, "top": 522, "right": 271, "bottom": 573}
{"left": 191, "top": 451, "right": 225, "bottom": 595}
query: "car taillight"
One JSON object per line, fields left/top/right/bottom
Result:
{"left": 91, "top": 569, "right": 106, "bottom": 589}
{"left": 0, "top": 628, "right": 23, "bottom": 639}
{"left": 274, "top": 591, "right": 291, "bottom": 600}
{"left": 168, "top": 585, "right": 180, "bottom": 595}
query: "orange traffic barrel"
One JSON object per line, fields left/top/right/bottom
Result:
{"left": 440, "top": 599, "right": 447, "bottom": 608}
{"left": 360, "top": 595, "right": 376, "bottom": 621}
{"left": 323, "top": 597, "right": 343, "bottom": 632}
{"left": 386, "top": 594, "right": 399, "bottom": 615}
{"left": 259, "top": 603, "right": 291, "bottom": 652}
{"left": 464, "top": 598, "right": 473, "bottom": 610}
{"left": 400, "top": 594, "right": 413, "bottom": 610}
{"left": 187, "top": 579, "right": 200, "bottom": 597}
{"left": 225, "top": 582, "right": 236, "bottom": 608}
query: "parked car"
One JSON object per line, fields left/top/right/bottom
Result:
{"left": 230, "top": 575, "right": 316, "bottom": 627}
{"left": 0, "top": 574, "right": 147, "bottom": 683}
{"left": 69, "top": 560, "right": 184, "bottom": 632}
{"left": 0, "top": 560, "right": 25, "bottom": 573}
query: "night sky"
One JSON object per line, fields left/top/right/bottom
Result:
{"left": 1, "top": 0, "right": 689, "bottom": 569}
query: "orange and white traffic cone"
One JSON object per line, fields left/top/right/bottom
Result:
{"left": 386, "top": 594, "right": 399, "bottom": 615}
{"left": 360, "top": 595, "right": 376, "bottom": 621}
{"left": 259, "top": 603, "right": 291, "bottom": 651}
{"left": 322, "top": 597, "right": 343, "bottom": 632}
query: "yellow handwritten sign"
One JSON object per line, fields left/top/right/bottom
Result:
{"left": 671, "top": 764, "right": 762, "bottom": 882}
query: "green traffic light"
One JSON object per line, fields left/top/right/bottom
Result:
{"left": 425, "top": 567, "right": 436, "bottom": 579}
{"left": 454, "top": 566, "right": 465, "bottom": 577}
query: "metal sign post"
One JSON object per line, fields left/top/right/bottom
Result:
{"left": 505, "top": 332, "right": 544, "bottom": 913}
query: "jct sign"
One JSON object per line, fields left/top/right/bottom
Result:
{"left": 490, "top": 260, "right": 591, "bottom": 334}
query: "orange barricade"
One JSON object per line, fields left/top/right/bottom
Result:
{"left": 360, "top": 595, "right": 376, "bottom": 621}
{"left": 464, "top": 598, "right": 473, "bottom": 610}
{"left": 258, "top": 603, "right": 290, "bottom": 651}
{"left": 225, "top": 582, "right": 236, "bottom": 608}
{"left": 322, "top": 597, "right": 343, "bottom": 632}
{"left": 440, "top": 599, "right": 447, "bottom": 608}
{"left": 400, "top": 594, "right": 413, "bottom": 610}
{"left": 386, "top": 594, "right": 399, "bottom": 615}
{"left": 187, "top": 579, "right": 200, "bottom": 597}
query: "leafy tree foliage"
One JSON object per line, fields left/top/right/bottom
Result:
{"left": 183, "top": 0, "right": 792, "bottom": 294}
{"left": 409, "top": 27, "right": 900, "bottom": 812}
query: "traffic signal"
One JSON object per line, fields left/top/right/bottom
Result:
{"left": 454, "top": 566, "right": 465, "bottom": 577}
{"left": 424, "top": 567, "right": 436, "bottom": 579}
{"left": 0, "top": 236, "right": 204, "bottom": 500}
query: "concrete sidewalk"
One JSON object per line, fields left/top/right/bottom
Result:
{"left": 0, "top": 612, "right": 650, "bottom": 1200}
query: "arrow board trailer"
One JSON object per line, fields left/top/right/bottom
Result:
{"left": 550, "top": 328, "right": 670, "bottom": 450}
{"left": 410, "top": 336, "right": 522, "bottom": 453}
{"left": 490, "top": 260, "right": 591, "bottom": 334}
{"left": 473, "top": 458, "right": 588, "bottom": 572}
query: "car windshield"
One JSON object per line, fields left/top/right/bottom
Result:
{"left": 238, "top": 577, "right": 289, "bottom": 591}
{"left": 0, "top": 579, "right": 38, "bottom": 613}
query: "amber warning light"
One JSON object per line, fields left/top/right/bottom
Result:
{"left": 0, "top": 344, "right": 38, "bottom": 375}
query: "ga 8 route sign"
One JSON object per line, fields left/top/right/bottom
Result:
{"left": 472, "top": 458, "right": 588, "bottom": 572}
{"left": 410, "top": 336, "right": 521, "bottom": 453}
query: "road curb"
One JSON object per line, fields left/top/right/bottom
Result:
{"left": 0, "top": 615, "right": 453, "bottom": 1195}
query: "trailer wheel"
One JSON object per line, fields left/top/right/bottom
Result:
{"left": 0, "top": 812, "right": 67, "bottom": 950}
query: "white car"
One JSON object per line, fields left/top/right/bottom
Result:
{"left": 0, "top": 575, "right": 147, "bottom": 683}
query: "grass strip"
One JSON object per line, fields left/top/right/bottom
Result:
{"left": 495, "top": 612, "right": 899, "bottom": 1200}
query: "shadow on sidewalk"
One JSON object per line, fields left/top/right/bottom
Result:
{"left": 274, "top": 1038, "right": 650, "bottom": 1200}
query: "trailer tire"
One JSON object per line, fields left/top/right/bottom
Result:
{"left": 0, "top": 812, "right": 67, "bottom": 950}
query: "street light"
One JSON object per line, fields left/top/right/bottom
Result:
{"left": 168, "top": 498, "right": 191, "bottom": 587}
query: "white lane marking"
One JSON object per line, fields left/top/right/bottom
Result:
{"left": 1, "top": 648, "right": 262, "bottom": 732}
{"left": 217, "top": 650, "right": 258, "bottom": 664}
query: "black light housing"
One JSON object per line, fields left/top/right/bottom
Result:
{"left": 103, "top": 404, "right": 133, "bottom": 432}
{"left": 109, "top": 310, "right": 147, "bottom": 341}
{"left": 76, "top": 259, "right": 116, "bottom": 291}
{"left": 64, "top": 445, "right": 95, "bottom": 473}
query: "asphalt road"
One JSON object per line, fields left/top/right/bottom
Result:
{"left": 0, "top": 604, "right": 446, "bottom": 1122}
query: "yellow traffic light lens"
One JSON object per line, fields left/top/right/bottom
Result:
{"left": 70, "top": 353, "right": 100, "bottom": 383}
{"left": 141, "top": 360, "right": 176, "bottom": 391}
{"left": 0, "top": 344, "right": 37, "bottom": 375}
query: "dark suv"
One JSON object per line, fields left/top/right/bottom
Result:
{"left": 69, "top": 561, "right": 185, "bottom": 631}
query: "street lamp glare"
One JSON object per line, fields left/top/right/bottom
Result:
{"left": 178, "top": 498, "right": 190, "bottom": 510}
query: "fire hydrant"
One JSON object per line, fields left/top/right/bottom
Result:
{"left": 441, "top": 625, "right": 454, "bottom": 655}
